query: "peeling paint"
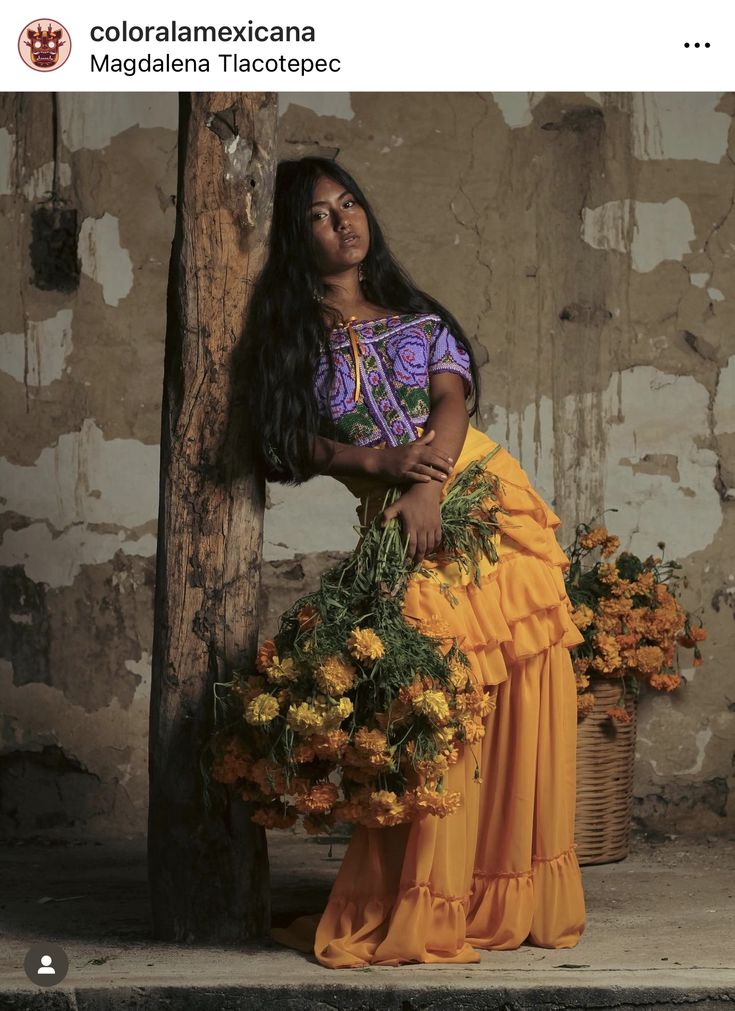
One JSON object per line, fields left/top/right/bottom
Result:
{"left": 631, "top": 94, "right": 730, "bottom": 162}
{"left": 278, "top": 92, "right": 354, "bottom": 120}
{"left": 78, "top": 213, "right": 134, "bottom": 306}
{"left": 713, "top": 356, "right": 735, "bottom": 434}
{"left": 0, "top": 126, "right": 15, "bottom": 195}
{"left": 0, "top": 309, "right": 73, "bottom": 385}
{"left": 0, "top": 419, "right": 158, "bottom": 585}
{"left": 22, "top": 161, "right": 72, "bottom": 201}
{"left": 59, "top": 93, "right": 177, "bottom": 151}
{"left": 264, "top": 476, "right": 359, "bottom": 561}
{"left": 581, "top": 198, "right": 696, "bottom": 272}
{"left": 491, "top": 93, "right": 534, "bottom": 129}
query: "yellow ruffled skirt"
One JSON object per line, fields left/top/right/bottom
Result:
{"left": 270, "top": 424, "right": 587, "bottom": 967}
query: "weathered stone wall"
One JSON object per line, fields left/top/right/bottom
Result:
{"left": 1, "top": 92, "right": 733, "bottom": 840}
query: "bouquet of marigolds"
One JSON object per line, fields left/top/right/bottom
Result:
{"left": 203, "top": 449, "right": 508, "bottom": 836}
{"left": 564, "top": 519, "right": 708, "bottom": 724}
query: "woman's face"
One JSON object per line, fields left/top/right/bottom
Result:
{"left": 310, "top": 174, "right": 369, "bottom": 276}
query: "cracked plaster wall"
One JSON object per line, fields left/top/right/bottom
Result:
{"left": 0, "top": 92, "right": 733, "bottom": 840}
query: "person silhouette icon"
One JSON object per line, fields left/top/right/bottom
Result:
{"left": 37, "top": 955, "right": 56, "bottom": 975}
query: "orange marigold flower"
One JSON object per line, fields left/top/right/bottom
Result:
{"left": 634, "top": 644, "right": 664, "bottom": 675}
{"left": 211, "top": 735, "right": 252, "bottom": 784}
{"left": 572, "top": 604, "right": 595, "bottom": 631}
{"left": 579, "top": 526, "right": 609, "bottom": 550}
{"left": 411, "top": 785, "right": 462, "bottom": 818}
{"left": 310, "top": 728, "right": 349, "bottom": 760}
{"left": 297, "top": 603, "right": 321, "bottom": 630}
{"left": 600, "top": 535, "right": 621, "bottom": 558}
{"left": 648, "top": 672, "right": 682, "bottom": 692}
{"left": 597, "top": 562, "right": 620, "bottom": 584}
{"left": 692, "top": 654, "right": 704, "bottom": 667}
{"left": 294, "top": 782, "right": 339, "bottom": 814}
{"left": 292, "top": 742, "right": 316, "bottom": 763}
{"left": 255, "top": 640, "right": 277, "bottom": 674}
{"left": 607, "top": 705, "right": 632, "bottom": 724}
{"left": 250, "top": 803, "right": 299, "bottom": 830}
{"left": 354, "top": 727, "right": 389, "bottom": 755}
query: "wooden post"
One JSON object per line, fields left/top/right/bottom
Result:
{"left": 148, "top": 93, "right": 277, "bottom": 942}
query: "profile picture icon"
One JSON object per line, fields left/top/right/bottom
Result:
{"left": 19, "top": 19, "right": 71, "bottom": 71}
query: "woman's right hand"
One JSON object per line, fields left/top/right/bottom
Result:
{"left": 374, "top": 430, "right": 454, "bottom": 485}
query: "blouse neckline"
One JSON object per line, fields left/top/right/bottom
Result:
{"left": 330, "top": 311, "right": 428, "bottom": 332}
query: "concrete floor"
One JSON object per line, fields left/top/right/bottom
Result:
{"left": 1, "top": 826, "right": 734, "bottom": 1009}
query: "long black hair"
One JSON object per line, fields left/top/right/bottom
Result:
{"left": 244, "top": 155, "right": 481, "bottom": 484}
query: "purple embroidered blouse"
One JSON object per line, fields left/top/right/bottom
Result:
{"left": 314, "top": 312, "right": 474, "bottom": 448}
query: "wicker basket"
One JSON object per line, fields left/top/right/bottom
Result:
{"left": 574, "top": 676, "right": 637, "bottom": 865}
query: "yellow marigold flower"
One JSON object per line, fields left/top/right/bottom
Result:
{"left": 255, "top": 639, "right": 277, "bottom": 673}
{"left": 577, "top": 672, "right": 590, "bottom": 690}
{"left": 433, "top": 725, "right": 456, "bottom": 747}
{"left": 245, "top": 693, "right": 280, "bottom": 726}
{"left": 412, "top": 689, "right": 451, "bottom": 726}
{"left": 577, "top": 691, "right": 596, "bottom": 717}
{"left": 265, "top": 655, "right": 300, "bottom": 685}
{"left": 447, "top": 658, "right": 471, "bottom": 690}
{"left": 297, "top": 603, "right": 321, "bottom": 630}
{"left": 572, "top": 604, "right": 595, "bottom": 631}
{"left": 411, "top": 785, "right": 462, "bottom": 818}
{"left": 325, "top": 695, "right": 354, "bottom": 724}
{"left": 415, "top": 753, "right": 450, "bottom": 778}
{"left": 314, "top": 655, "right": 356, "bottom": 696}
{"left": 347, "top": 627, "right": 385, "bottom": 663}
{"left": 649, "top": 671, "right": 682, "bottom": 692}
{"left": 460, "top": 717, "right": 486, "bottom": 743}
{"left": 286, "top": 701, "right": 323, "bottom": 735}
{"left": 634, "top": 644, "right": 664, "bottom": 675}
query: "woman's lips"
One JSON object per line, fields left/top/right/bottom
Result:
{"left": 341, "top": 233, "right": 359, "bottom": 245}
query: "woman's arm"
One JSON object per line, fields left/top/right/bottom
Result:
{"left": 308, "top": 434, "right": 383, "bottom": 479}
{"left": 381, "top": 372, "right": 470, "bottom": 565}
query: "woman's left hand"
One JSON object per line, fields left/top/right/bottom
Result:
{"left": 381, "top": 481, "right": 443, "bottom": 567}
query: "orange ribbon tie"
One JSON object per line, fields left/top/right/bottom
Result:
{"left": 344, "top": 316, "right": 365, "bottom": 404}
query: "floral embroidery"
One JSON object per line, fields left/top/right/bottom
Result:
{"left": 314, "top": 313, "right": 474, "bottom": 448}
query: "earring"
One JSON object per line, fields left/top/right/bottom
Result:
{"left": 358, "top": 262, "right": 366, "bottom": 283}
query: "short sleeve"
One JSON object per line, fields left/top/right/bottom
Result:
{"left": 428, "top": 320, "right": 474, "bottom": 397}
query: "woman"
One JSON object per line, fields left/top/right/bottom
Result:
{"left": 247, "top": 155, "right": 587, "bottom": 968}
